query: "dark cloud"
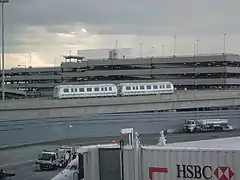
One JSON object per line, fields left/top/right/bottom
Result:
{"left": 2, "top": 0, "right": 240, "bottom": 67}
{"left": 5, "top": 0, "right": 240, "bottom": 33}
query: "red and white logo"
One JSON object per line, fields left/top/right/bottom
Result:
{"left": 149, "top": 167, "right": 168, "bottom": 180}
{"left": 214, "top": 166, "right": 234, "bottom": 180}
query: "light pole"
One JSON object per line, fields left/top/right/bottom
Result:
{"left": 173, "top": 36, "right": 176, "bottom": 56}
{"left": 18, "top": 65, "right": 27, "bottom": 94}
{"left": 223, "top": 33, "right": 226, "bottom": 54}
{"left": 162, "top": 45, "right": 165, "bottom": 57}
{"left": 223, "top": 33, "right": 227, "bottom": 89}
{"left": 196, "top": 39, "right": 199, "bottom": 56}
{"left": 1, "top": 0, "right": 9, "bottom": 100}
{"left": 139, "top": 42, "right": 143, "bottom": 58}
{"left": 29, "top": 53, "right": 32, "bottom": 67}
{"left": 193, "top": 44, "right": 197, "bottom": 90}
{"left": 151, "top": 46, "right": 154, "bottom": 57}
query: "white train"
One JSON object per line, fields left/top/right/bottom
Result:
{"left": 118, "top": 82, "right": 174, "bottom": 96}
{"left": 53, "top": 84, "right": 118, "bottom": 99}
{"left": 53, "top": 81, "right": 174, "bottom": 99}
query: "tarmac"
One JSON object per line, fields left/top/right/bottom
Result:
{"left": 1, "top": 130, "right": 240, "bottom": 180}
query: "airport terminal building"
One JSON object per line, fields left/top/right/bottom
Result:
{"left": 1, "top": 53, "right": 240, "bottom": 98}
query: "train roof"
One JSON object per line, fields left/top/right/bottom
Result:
{"left": 55, "top": 84, "right": 116, "bottom": 88}
{"left": 117, "top": 81, "right": 173, "bottom": 86}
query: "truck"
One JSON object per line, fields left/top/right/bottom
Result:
{"left": 183, "top": 118, "right": 233, "bottom": 133}
{"left": 35, "top": 151, "right": 60, "bottom": 171}
{"left": 57, "top": 146, "right": 76, "bottom": 168}
{"left": 35, "top": 146, "right": 76, "bottom": 171}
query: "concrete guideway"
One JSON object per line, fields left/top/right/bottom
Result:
{"left": 0, "top": 90, "right": 240, "bottom": 120}
{"left": 0, "top": 90, "right": 240, "bottom": 110}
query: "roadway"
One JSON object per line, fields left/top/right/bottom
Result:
{"left": 2, "top": 110, "right": 240, "bottom": 147}
{"left": 1, "top": 130, "right": 240, "bottom": 180}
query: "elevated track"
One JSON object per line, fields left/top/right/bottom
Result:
{"left": 0, "top": 90, "right": 240, "bottom": 120}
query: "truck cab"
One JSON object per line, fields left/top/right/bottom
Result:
{"left": 35, "top": 151, "right": 59, "bottom": 170}
{"left": 184, "top": 120, "right": 196, "bottom": 132}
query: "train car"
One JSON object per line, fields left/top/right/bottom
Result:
{"left": 53, "top": 84, "right": 118, "bottom": 99}
{"left": 118, "top": 81, "right": 174, "bottom": 96}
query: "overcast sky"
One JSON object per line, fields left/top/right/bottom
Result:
{"left": 2, "top": 0, "right": 240, "bottom": 68}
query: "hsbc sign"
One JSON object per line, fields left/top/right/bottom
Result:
{"left": 149, "top": 165, "right": 234, "bottom": 180}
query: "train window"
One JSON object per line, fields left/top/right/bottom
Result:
{"left": 133, "top": 86, "right": 135, "bottom": 90}
{"left": 140, "top": 86, "right": 144, "bottom": 90}
{"left": 166, "top": 85, "right": 171, "bottom": 88}
{"left": 159, "top": 85, "right": 162, "bottom": 89}
{"left": 105, "top": 87, "right": 108, "bottom": 91}
{"left": 87, "top": 88, "right": 92, "bottom": 92}
{"left": 162, "top": 85, "right": 165, "bottom": 88}
{"left": 79, "top": 88, "right": 84, "bottom": 92}
{"left": 94, "top": 87, "right": 99, "bottom": 91}
{"left": 126, "top": 86, "right": 131, "bottom": 90}
{"left": 147, "top": 85, "right": 151, "bottom": 89}
{"left": 63, "top": 88, "right": 69, "bottom": 93}
{"left": 71, "top": 88, "right": 74, "bottom": 92}
{"left": 153, "top": 85, "right": 158, "bottom": 89}
{"left": 136, "top": 86, "right": 139, "bottom": 90}
{"left": 101, "top": 87, "right": 104, "bottom": 91}
{"left": 75, "top": 88, "right": 78, "bottom": 92}
{"left": 109, "top": 87, "right": 112, "bottom": 91}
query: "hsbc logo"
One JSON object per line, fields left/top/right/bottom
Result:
{"left": 213, "top": 166, "right": 234, "bottom": 180}
{"left": 149, "top": 165, "right": 234, "bottom": 180}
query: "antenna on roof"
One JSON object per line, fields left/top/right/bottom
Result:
{"left": 115, "top": 40, "right": 118, "bottom": 50}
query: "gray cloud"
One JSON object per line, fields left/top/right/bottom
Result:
{"left": 5, "top": 0, "right": 240, "bottom": 32}
{"left": 2, "top": 0, "right": 240, "bottom": 58}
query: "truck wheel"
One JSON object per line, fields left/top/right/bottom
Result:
{"left": 214, "top": 127, "right": 223, "bottom": 132}
{"left": 189, "top": 129, "right": 195, "bottom": 133}
{"left": 40, "top": 166, "right": 43, "bottom": 171}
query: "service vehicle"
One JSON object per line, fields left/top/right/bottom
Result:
{"left": 35, "top": 150, "right": 62, "bottom": 171}
{"left": 183, "top": 118, "right": 233, "bottom": 133}
{"left": 0, "top": 168, "right": 15, "bottom": 179}
{"left": 57, "top": 146, "right": 76, "bottom": 168}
